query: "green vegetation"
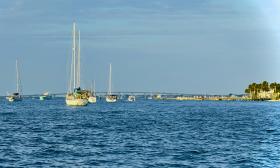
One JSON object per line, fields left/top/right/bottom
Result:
{"left": 245, "top": 81, "right": 280, "bottom": 100}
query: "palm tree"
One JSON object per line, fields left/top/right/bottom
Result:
{"left": 270, "top": 82, "right": 277, "bottom": 93}
{"left": 276, "top": 83, "right": 280, "bottom": 93}
{"left": 250, "top": 83, "right": 257, "bottom": 99}
{"left": 245, "top": 82, "right": 280, "bottom": 100}
{"left": 262, "top": 81, "right": 269, "bottom": 92}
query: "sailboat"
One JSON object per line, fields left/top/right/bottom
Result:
{"left": 65, "top": 22, "right": 89, "bottom": 106}
{"left": 128, "top": 95, "right": 136, "bottom": 102}
{"left": 106, "top": 64, "right": 117, "bottom": 102}
{"left": 6, "top": 59, "right": 22, "bottom": 102}
{"left": 88, "top": 80, "right": 97, "bottom": 103}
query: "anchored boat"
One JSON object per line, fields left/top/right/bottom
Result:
{"left": 66, "top": 22, "right": 89, "bottom": 106}
{"left": 7, "top": 92, "right": 21, "bottom": 102}
{"left": 6, "top": 59, "right": 22, "bottom": 102}
{"left": 105, "top": 64, "right": 117, "bottom": 103}
{"left": 128, "top": 95, "right": 136, "bottom": 102}
{"left": 88, "top": 80, "right": 97, "bottom": 103}
{"left": 147, "top": 95, "right": 153, "bottom": 100}
{"left": 39, "top": 92, "right": 52, "bottom": 100}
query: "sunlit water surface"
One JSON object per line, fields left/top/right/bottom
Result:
{"left": 0, "top": 98, "right": 280, "bottom": 167}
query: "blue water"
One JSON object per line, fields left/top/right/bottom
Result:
{"left": 0, "top": 98, "right": 280, "bottom": 167}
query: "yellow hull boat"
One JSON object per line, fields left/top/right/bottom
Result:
{"left": 66, "top": 97, "right": 88, "bottom": 106}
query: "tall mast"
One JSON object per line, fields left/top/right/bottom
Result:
{"left": 91, "top": 80, "right": 93, "bottom": 93}
{"left": 77, "top": 30, "right": 81, "bottom": 88}
{"left": 68, "top": 48, "right": 74, "bottom": 93}
{"left": 16, "top": 59, "right": 20, "bottom": 93}
{"left": 72, "top": 22, "right": 76, "bottom": 89}
{"left": 90, "top": 80, "right": 95, "bottom": 95}
{"left": 93, "top": 80, "right": 96, "bottom": 95}
{"left": 108, "top": 63, "right": 112, "bottom": 95}
{"left": 91, "top": 80, "right": 96, "bottom": 95}
{"left": 92, "top": 80, "right": 96, "bottom": 96}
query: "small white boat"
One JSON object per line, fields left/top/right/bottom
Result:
{"left": 88, "top": 80, "right": 97, "bottom": 103}
{"left": 6, "top": 60, "right": 22, "bottom": 102}
{"left": 128, "top": 95, "right": 136, "bottom": 102}
{"left": 88, "top": 96, "right": 97, "bottom": 103}
{"left": 106, "top": 64, "right": 117, "bottom": 103}
{"left": 7, "top": 93, "right": 22, "bottom": 102}
{"left": 106, "top": 95, "right": 117, "bottom": 103}
{"left": 39, "top": 92, "right": 52, "bottom": 100}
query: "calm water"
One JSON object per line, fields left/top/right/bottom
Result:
{"left": 0, "top": 98, "right": 280, "bottom": 167}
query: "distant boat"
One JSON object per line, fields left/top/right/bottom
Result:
{"left": 106, "top": 95, "right": 117, "bottom": 103}
{"left": 6, "top": 59, "right": 22, "bottom": 102}
{"left": 39, "top": 92, "right": 52, "bottom": 100}
{"left": 128, "top": 95, "right": 136, "bottom": 102}
{"left": 88, "top": 80, "right": 97, "bottom": 103}
{"left": 154, "top": 94, "right": 162, "bottom": 100}
{"left": 106, "top": 64, "right": 117, "bottom": 103}
{"left": 65, "top": 22, "right": 89, "bottom": 106}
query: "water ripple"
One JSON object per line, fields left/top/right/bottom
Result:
{"left": 0, "top": 98, "right": 280, "bottom": 167}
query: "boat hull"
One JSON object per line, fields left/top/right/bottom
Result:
{"left": 66, "top": 98, "right": 88, "bottom": 106}
{"left": 40, "top": 96, "right": 51, "bottom": 101}
{"left": 128, "top": 96, "right": 136, "bottom": 102}
{"left": 6, "top": 96, "right": 22, "bottom": 102}
{"left": 88, "top": 96, "right": 97, "bottom": 103}
{"left": 106, "top": 97, "right": 117, "bottom": 103}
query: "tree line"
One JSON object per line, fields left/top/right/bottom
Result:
{"left": 245, "top": 81, "right": 280, "bottom": 100}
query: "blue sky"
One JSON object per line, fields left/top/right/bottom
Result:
{"left": 0, "top": 0, "right": 280, "bottom": 95}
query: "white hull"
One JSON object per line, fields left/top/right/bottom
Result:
{"left": 106, "top": 97, "right": 117, "bottom": 103}
{"left": 88, "top": 96, "right": 97, "bottom": 103}
{"left": 128, "top": 96, "right": 136, "bottom": 102}
{"left": 66, "top": 98, "right": 88, "bottom": 106}
{"left": 7, "top": 96, "right": 22, "bottom": 102}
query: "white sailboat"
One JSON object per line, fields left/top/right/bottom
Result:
{"left": 66, "top": 22, "right": 89, "bottom": 106}
{"left": 106, "top": 63, "right": 117, "bottom": 102}
{"left": 88, "top": 80, "right": 97, "bottom": 103}
{"left": 7, "top": 59, "right": 22, "bottom": 102}
{"left": 128, "top": 95, "right": 136, "bottom": 102}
